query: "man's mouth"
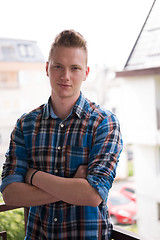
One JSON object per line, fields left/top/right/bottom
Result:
{"left": 58, "top": 83, "right": 71, "bottom": 88}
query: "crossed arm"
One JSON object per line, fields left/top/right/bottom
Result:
{"left": 3, "top": 165, "right": 102, "bottom": 208}
{"left": 2, "top": 113, "right": 122, "bottom": 209}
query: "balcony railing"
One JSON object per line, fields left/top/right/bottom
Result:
{"left": 0, "top": 203, "right": 147, "bottom": 240}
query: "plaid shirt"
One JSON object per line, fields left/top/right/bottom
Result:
{"left": 1, "top": 93, "right": 123, "bottom": 240}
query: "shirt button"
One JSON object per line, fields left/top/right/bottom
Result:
{"left": 60, "top": 123, "right": 64, "bottom": 128}
{"left": 55, "top": 169, "right": 58, "bottom": 173}
{"left": 57, "top": 146, "right": 61, "bottom": 150}
{"left": 54, "top": 218, "right": 57, "bottom": 222}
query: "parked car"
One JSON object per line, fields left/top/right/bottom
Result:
{"left": 107, "top": 191, "right": 137, "bottom": 225}
{"left": 120, "top": 182, "right": 136, "bottom": 202}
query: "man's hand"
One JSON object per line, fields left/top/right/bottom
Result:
{"left": 73, "top": 165, "right": 88, "bottom": 179}
{"left": 25, "top": 165, "right": 88, "bottom": 185}
{"left": 24, "top": 164, "right": 101, "bottom": 207}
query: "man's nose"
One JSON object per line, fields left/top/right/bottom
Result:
{"left": 62, "top": 68, "right": 70, "bottom": 80}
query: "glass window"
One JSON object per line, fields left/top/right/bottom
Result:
{"left": 0, "top": 72, "right": 18, "bottom": 88}
{"left": 27, "top": 45, "right": 34, "bottom": 57}
{"left": 156, "top": 147, "right": 160, "bottom": 175}
{"left": 18, "top": 44, "right": 35, "bottom": 57}
{"left": 156, "top": 78, "right": 160, "bottom": 129}
{"left": 109, "top": 194, "right": 130, "bottom": 206}
{"left": 157, "top": 108, "right": 160, "bottom": 129}
{"left": 1, "top": 45, "right": 14, "bottom": 60}
{"left": 19, "top": 44, "right": 27, "bottom": 57}
{"left": 125, "top": 187, "right": 135, "bottom": 194}
{"left": 158, "top": 203, "right": 160, "bottom": 221}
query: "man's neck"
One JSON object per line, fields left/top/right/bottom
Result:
{"left": 50, "top": 94, "right": 80, "bottom": 120}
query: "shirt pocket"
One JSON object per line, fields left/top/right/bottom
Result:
{"left": 64, "top": 146, "right": 89, "bottom": 177}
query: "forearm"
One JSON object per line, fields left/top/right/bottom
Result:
{"left": 2, "top": 182, "right": 60, "bottom": 207}
{"left": 32, "top": 171, "right": 102, "bottom": 207}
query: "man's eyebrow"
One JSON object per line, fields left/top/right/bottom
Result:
{"left": 71, "top": 64, "right": 82, "bottom": 67}
{"left": 53, "top": 62, "right": 62, "bottom": 65}
{"left": 50, "top": 62, "right": 63, "bottom": 66}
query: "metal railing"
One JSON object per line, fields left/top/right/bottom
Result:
{"left": 0, "top": 203, "right": 146, "bottom": 240}
{"left": 111, "top": 225, "right": 148, "bottom": 240}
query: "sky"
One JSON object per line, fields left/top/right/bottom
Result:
{"left": 0, "top": 0, "right": 154, "bottom": 69}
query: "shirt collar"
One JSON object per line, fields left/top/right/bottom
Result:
{"left": 72, "top": 92, "right": 87, "bottom": 119}
{"left": 42, "top": 93, "right": 87, "bottom": 120}
{"left": 42, "top": 97, "right": 52, "bottom": 119}
{"left": 50, "top": 105, "right": 58, "bottom": 119}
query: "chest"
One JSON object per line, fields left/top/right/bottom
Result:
{"left": 26, "top": 117, "right": 94, "bottom": 177}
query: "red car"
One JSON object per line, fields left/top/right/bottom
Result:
{"left": 107, "top": 191, "right": 137, "bottom": 225}
{"left": 120, "top": 182, "right": 136, "bottom": 202}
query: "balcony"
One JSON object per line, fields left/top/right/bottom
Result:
{"left": 0, "top": 203, "right": 148, "bottom": 240}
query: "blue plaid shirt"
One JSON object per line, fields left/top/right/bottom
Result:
{"left": 1, "top": 93, "right": 123, "bottom": 240}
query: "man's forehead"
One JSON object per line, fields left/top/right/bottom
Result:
{"left": 50, "top": 46, "right": 87, "bottom": 64}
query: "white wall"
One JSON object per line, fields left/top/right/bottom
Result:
{"left": 0, "top": 70, "right": 50, "bottom": 168}
{"left": 120, "top": 76, "right": 157, "bottom": 145}
{"left": 133, "top": 144, "right": 160, "bottom": 240}
{"left": 18, "top": 70, "right": 50, "bottom": 112}
{"left": 113, "top": 74, "right": 160, "bottom": 239}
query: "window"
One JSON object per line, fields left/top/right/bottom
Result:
{"left": 18, "top": 44, "right": 34, "bottom": 58}
{"left": 157, "top": 108, "right": 160, "bottom": 129}
{"left": 1, "top": 45, "right": 15, "bottom": 60}
{"left": 0, "top": 72, "right": 18, "bottom": 88}
{"left": 156, "top": 147, "right": 160, "bottom": 175}
{"left": 156, "top": 79, "right": 160, "bottom": 129}
{"left": 158, "top": 203, "right": 160, "bottom": 221}
{"left": 124, "top": 187, "right": 135, "bottom": 194}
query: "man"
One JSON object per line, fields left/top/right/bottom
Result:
{"left": 1, "top": 30, "right": 123, "bottom": 239}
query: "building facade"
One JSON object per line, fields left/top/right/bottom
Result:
{"left": 0, "top": 38, "right": 50, "bottom": 167}
{"left": 115, "top": 0, "right": 160, "bottom": 239}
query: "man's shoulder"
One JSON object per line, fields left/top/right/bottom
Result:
{"left": 17, "top": 103, "right": 47, "bottom": 125}
{"left": 85, "top": 98, "right": 115, "bottom": 121}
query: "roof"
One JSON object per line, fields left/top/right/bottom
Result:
{"left": 116, "top": 0, "right": 160, "bottom": 77}
{"left": 0, "top": 38, "right": 44, "bottom": 63}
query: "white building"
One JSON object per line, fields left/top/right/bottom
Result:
{"left": 115, "top": 0, "right": 160, "bottom": 239}
{"left": 0, "top": 38, "right": 50, "bottom": 167}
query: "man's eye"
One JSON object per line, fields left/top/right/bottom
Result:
{"left": 55, "top": 65, "right": 62, "bottom": 69}
{"left": 72, "top": 66, "right": 80, "bottom": 70}
{"left": 53, "top": 65, "right": 62, "bottom": 69}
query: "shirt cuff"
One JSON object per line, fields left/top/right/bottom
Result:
{"left": 0, "top": 175, "right": 24, "bottom": 193}
{"left": 87, "top": 174, "right": 111, "bottom": 202}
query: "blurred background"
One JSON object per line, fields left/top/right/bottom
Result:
{"left": 0, "top": 0, "right": 160, "bottom": 239}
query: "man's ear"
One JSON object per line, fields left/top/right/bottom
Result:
{"left": 46, "top": 62, "right": 49, "bottom": 77}
{"left": 84, "top": 66, "right": 90, "bottom": 81}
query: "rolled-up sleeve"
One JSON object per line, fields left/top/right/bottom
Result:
{"left": 1, "top": 117, "right": 28, "bottom": 193}
{"left": 0, "top": 175, "right": 24, "bottom": 193}
{"left": 86, "top": 113, "right": 123, "bottom": 202}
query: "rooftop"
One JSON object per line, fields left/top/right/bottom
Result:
{"left": 117, "top": 0, "right": 160, "bottom": 76}
{"left": 0, "top": 38, "right": 44, "bottom": 63}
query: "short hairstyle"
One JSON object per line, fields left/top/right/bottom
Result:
{"left": 48, "top": 30, "right": 88, "bottom": 62}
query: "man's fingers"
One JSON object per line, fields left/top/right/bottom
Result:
{"left": 74, "top": 165, "right": 88, "bottom": 178}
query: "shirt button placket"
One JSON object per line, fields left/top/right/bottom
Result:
{"left": 55, "top": 121, "right": 65, "bottom": 177}
{"left": 60, "top": 123, "right": 64, "bottom": 128}
{"left": 57, "top": 122, "right": 64, "bottom": 152}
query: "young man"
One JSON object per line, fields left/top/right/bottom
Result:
{"left": 1, "top": 30, "right": 123, "bottom": 239}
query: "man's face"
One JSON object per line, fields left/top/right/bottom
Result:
{"left": 46, "top": 46, "right": 89, "bottom": 101}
